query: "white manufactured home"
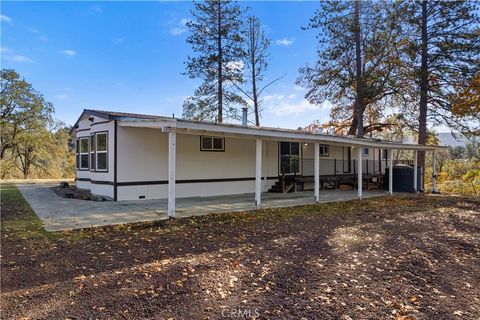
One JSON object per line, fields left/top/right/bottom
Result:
{"left": 73, "top": 109, "right": 441, "bottom": 217}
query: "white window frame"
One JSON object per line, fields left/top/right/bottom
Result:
{"left": 79, "top": 137, "right": 89, "bottom": 170}
{"left": 75, "top": 139, "right": 79, "bottom": 169}
{"left": 363, "top": 148, "right": 369, "bottom": 156}
{"left": 200, "top": 136, "right": 225, "bottom": 152}
{"left": 90, "top": 134, "right": 96, "bottom": 172}
{"left": 95, "top": 132, "right": 108, "bottom": 171}
{"left": 319, "top": 145, "right": 329, "bottom": 157}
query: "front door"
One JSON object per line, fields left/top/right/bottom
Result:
{"left": 280, "top": 142, "right": 300, "bottom": 174}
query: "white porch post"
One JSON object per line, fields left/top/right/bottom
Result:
{"left": 314, "top": 143, "right": 320, "bottom": 202}
{"left": 413, "top": 150, "right": 418, "bottom": 192}
{"left": 432, "top": 151, "right": 438, "bottom": 193}
{"left": 167, "top": 131, "right": 176, "bottom": 218}
{"left": 255, "top": 139, "right": 262, "bottom": 209}
{"left": 357, "top": 147, "right": 363, "bottom": 199}
{"left": 389, "top": 149, "right": 394, "bottom": 195}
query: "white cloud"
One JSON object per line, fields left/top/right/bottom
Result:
{"left": 275, "top": 38, "right": 295, "bottom": 46}
{"left": 4, "top": 55, "right": 35, "bottom": 63}
{"left": 264, "top": 93, "right": 326, "bottom": 116}
{"left": 60, "top": 49, "right": 77, "bottom": 57}
{"left": 270, "top": 100, "right": 316, "bottom": 116}
{"left": 169, "top": 27, "right": 186, "bottom": 36}
{"left": 90, "top": 5, "right": 103, "bottom": 13}
{"left": 28, "top": 27, "right": 49, "bottom": 41}
{"left": 169, "top": 17, "right": 189, "bottom": 36}
{"left": 164, "top": 95, "right": 188, "bottom": 103}
{"left": 0, "top": 15, "right": 12, "bottom": 23}
{"left": 54, "top": 94, "right": 68, "bottom": 99}
{"left": 0, "top": 47, "right": 34, "bottom": 63}
{"left": 112, "top": 37, "right": 124, "bottom": 44}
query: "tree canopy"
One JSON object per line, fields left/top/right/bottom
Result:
{"left": 182, "top": 0, "right": 246, "bottom": 122}
{"left": 297, "top": 0, "right": 406, "bottom": 136}
{"left": 1, "top": 69, "right": 74, "bottom": 179}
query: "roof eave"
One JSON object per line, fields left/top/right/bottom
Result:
{"left": 118, "top": 118, "right": 444, "bottom": 151}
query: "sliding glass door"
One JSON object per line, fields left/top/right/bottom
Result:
{"left": 280, "top": 142, "right": 300, "bottom": 174}
{"left": 343, "top": 146, "right": 351, "bottom": 173}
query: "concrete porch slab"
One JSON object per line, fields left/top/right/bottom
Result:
{"left": 16, "top": 184, "right": 388, "bottom": 231}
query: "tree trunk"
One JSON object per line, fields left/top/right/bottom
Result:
{"left": 19, "top": 152, "right": 29, "bottom": 179}
{"left": 217, "top": 1, "right": 223, "bottom": 123}
{"left": 250, "top": 20, "right": 260, "bottom": 126}
{"left": 418, "top": 0, "right": 428, "bottom": 188}
{"left": 0, "top": 144, "right": 8, "bottom": 160}
{"left": 252, "top": 82, "right": 259, "bottom": 126}
{"left": 348, "top": 106, "right": 358, "bottom": 136}
{"left": 354, "top": 0, "right": 365, "bottom": 138}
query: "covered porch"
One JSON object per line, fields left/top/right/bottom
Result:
{"left": 118, "top": 118, "right": 442, "bottom": 218}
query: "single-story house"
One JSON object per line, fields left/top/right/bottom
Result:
{"left": 72, "top": 109, "right": 443, "bottom": 217}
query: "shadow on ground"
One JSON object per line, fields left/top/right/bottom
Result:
{"left": 1, "top": 185, "right": 479, "bottom": 319}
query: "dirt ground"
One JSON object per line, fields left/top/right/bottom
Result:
{"left": 1, "top": 184, "right": 479, "bottom": 319}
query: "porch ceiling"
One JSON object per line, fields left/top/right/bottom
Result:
{"left": 118, "top": 119, "right": 445, "bottom": 151}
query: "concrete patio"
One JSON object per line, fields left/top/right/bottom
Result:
{"left": 16, "top": 183, "right": 388, "bottom": 231}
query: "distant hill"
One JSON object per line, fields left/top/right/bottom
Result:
{"left": 437, "top": 132, "right": 468, "bottom": 147}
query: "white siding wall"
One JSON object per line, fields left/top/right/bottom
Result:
{"left": 75, "top": 116, "right": 115, "bottom": 199}
{"left": 117, "top": 126, "right": 167, "bottom": 182}
{"left": 90, "top": 121, "right": 115, "bottom": 198}
{"left": 116, "top": 127, "right": 278, "bottom": 201}
{"left": 75, "top": 117, "right": 92, "bottom": 188}
{"left": 77, "top": 119, "right": 389, "bottom": 201}
{"left": 76, "top": 180, "right": 91, "bottom": 190}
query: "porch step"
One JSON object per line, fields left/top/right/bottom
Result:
{"left": 268, "top": 179, "right": 295, "bottom": 193}
{"left": 268, "top": 181, "right": 283, "bottom": 193}
{"left": 269, "top": 185, "right": 283, "bottom": 192}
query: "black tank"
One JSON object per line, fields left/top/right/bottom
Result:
{"left": 384, "top": 164, "right": 423, "bottom": 192}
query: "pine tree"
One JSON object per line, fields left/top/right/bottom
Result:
{"left": 233, "top": 15, "right": 282, "bottom": 126}
{"left": 297, "top": 0, "right": 405, "bottom": 136}
{"left": 183, "top": 0, "right": 246, "bottom": 123}
{"left": 354, "top": 0, "right": 365, "bottom": 137}
{"left": 402, "top": 0, "right": 480, "bottom": 177}
{"left": 242, "top": 15, "right": 270, "bottom": 126}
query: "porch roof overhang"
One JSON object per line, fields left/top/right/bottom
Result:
{"left": 117, "top": 118, "right": 445, "bottom": 151}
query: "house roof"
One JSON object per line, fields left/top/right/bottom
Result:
{"left": 75, "top": 109, "right": 444, "bottom": 151}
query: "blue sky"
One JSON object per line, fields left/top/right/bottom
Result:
{"left": 1, "top": 1, "right": 334, "bottom": 129}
